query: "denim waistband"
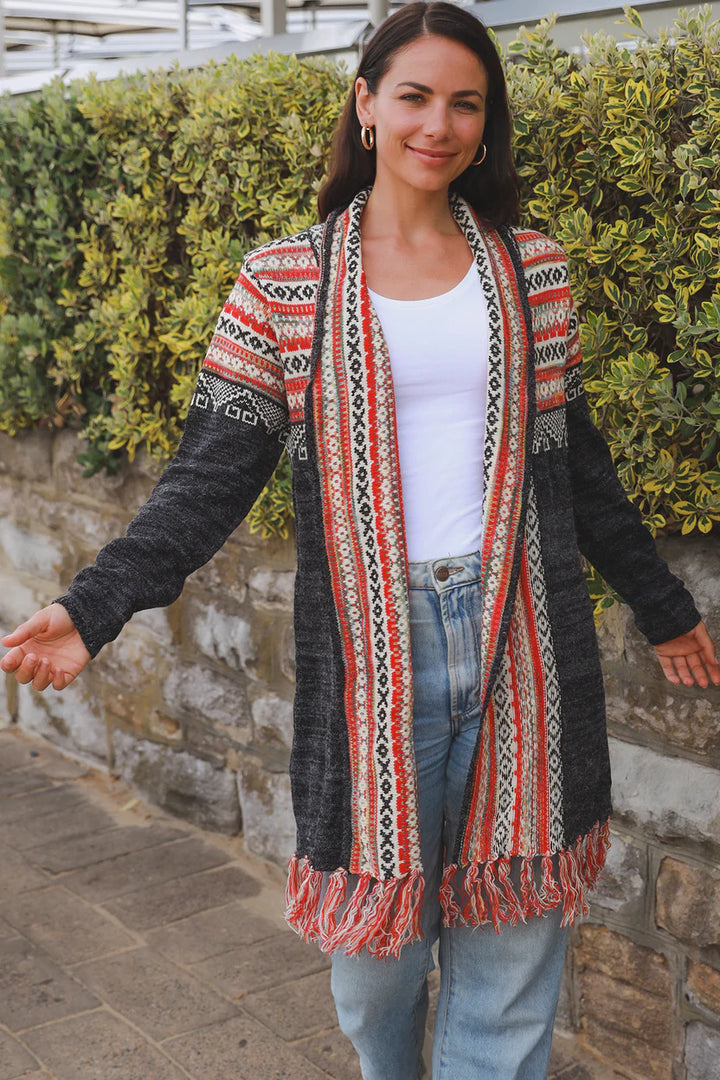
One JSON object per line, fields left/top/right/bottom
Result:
{"left": 407, "top": 549, "right": 483, "bottom": 591}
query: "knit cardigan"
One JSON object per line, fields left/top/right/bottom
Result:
{"left": 58, "top": 189, "right": 701, "bottom": 958}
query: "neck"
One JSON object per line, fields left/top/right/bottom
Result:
{"left": 360, "top": 171, "right": 458, "bottom": 242}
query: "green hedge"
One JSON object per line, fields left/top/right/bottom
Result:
{"left": 0, "top": 8, "right": 718, "bottom": 557}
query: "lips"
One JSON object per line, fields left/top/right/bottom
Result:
{"left": 407, "top": 145, "right": 457, "bottom": 163}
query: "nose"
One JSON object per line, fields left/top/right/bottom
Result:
{"left": 423, "top": 101, "right": 452, "bottom": 139}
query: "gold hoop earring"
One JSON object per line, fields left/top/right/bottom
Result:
{"left": 361, "top": 125, "right": 375, "bottom": 151}
{"left": 471, "top": 143, "right": 487, "bottom": 166}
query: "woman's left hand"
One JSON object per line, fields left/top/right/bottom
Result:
{"left": 653, "top": 620, "right": 720, "bottom": 688}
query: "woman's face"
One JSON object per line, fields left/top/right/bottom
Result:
{"left": 355, "top": 33, "right": 489, "bottom": 196}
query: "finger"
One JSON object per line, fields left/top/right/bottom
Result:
{"left": 1, "top": 610, "right": 50, "bottom": 647}
{"left": 31, "top": 658, "right": 53, "bottom": 693}
{"left": 14, "top": 652, "right": 40, "bottom": 686}
{"left": 685, "top": 651, "right": 709, "bottom": 689}
{"left": 0, "top": 647, "right": 25, "bottom": 674}
{"left": 672, "top": 655, "right": 694, "bottom": 687}
{"left": 657, "top": 654, "right": 680, "bottom": 684}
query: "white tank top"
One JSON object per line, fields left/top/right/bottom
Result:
{"left": 368, "top": 263, "right": 489, "bottom": 563}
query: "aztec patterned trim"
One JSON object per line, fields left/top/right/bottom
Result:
{"left": 459, "top": 478, "right": 565, "bottom": 865}
{"left": 312, "top": 191, "right": 420, "bottom": 882}
{"left": 447, "top": 204, "right": 535, "bottom": 865}
{"left": 439, "top": 819, "right": 611, "bottom": 931}
{"left": 285, "top": 856, "right": 424, "bottom": 959}
{"left": 191, "top": 369, "right": 288, "bottom": 440}
{"left": 533, "top": 409, "right": 567, "bottom": 453}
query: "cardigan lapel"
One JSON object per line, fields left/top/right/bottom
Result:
{"left": 309, "top": 191, "right": 534, "bottom": 880}
{"left": 449, "top": 199, "right": 536, "bottom": 727}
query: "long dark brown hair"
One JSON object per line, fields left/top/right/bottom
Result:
{"left": 317, "top": 1, "right": 520, "bottom": 225}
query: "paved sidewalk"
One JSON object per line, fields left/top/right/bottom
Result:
{"left": 0, "top": 727, "right": 622, "bottom": 1080}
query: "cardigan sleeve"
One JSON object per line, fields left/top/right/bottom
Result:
{"left": 564, "top": 304, "right": 701, "bottom": 646}
{"left": 56, "top": 257, "right": 289, "bottom": 659}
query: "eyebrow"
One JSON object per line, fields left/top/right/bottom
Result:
{"left": 395, "top": 81, "right": 484, "bottom": 99}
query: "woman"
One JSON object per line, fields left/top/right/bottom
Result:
{"left": 2, "top": 4, "right": 718, "bottom": 1077}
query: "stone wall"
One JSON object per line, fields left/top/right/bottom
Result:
{"left": 1, "top": 429, "right": 719, "bottom": 1079}
{"left": 0, "top": 428, "right": 297, "bottom": 862}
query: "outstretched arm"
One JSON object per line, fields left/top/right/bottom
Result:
{"left": 563, "top": 307, "right": 718, "bottom": 688}
{"left": 1, "top": 254, "right": 288, "bottom": 687}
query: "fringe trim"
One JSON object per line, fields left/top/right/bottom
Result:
{"left": 441, "top": 820, "right": 611, "bottom": 932}
{"left": 285, "top": 821, "right": 611, "bottom": 956}
{"left": 285, "top": 857, "right": 424, "bottom": 960}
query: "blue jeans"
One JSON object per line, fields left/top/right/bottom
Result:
{"left": 331, "top": 551, "right": 568, "bottom": 1080}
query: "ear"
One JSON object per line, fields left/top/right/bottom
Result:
{"left": 355, "top": 77, "right": 375, "bottom": 127}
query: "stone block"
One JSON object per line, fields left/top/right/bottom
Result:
{"left": 605, "top": 677, "right": 720, "bottom": 760}
{"left": 0, "top": 518, "right": 62, "bottom": 581}
{"left": 0, "top": 937, "right": 99, "bottom": 1032}
{"left": 73, "top": 947, "right": 238, "bottom": 1041}
{"left": 252, "top": 692, "right": 294, "bottom": 751}
{"left": 609, "top": 737, "right": 720, "bottom": 848}
{"left": 164, "top": 1013, "right": 328, "bottom": 1080}
{"left": 0, "top": 574, "right": 55, "bottom": 635}
{"left": 248, "top": 568, "right": 295, "bottom": 609}
{"left": 0, "top": 1029, "right": 39, "bottom": 1078}
{"left": 241, "top": 968, "right": 338, "bottom": 1042}
{"left": 186, "top": 600, "right": 256, "bottom": 672}
{"left": 573, "top": 925, "right": 675, "bottom": 1080}
{"left": 50, "top": 428, "right": 158, "bottom": 512}
{"left": 0, "top": 884, "right": 135, "bottom": 966}
{"left": 162, "top": 663, "right": 250, "bottom": 743}
{"left": 590, "top": 829, "right": 646, "bottom": 916}
{"left": 0, "top": 428, "right": 53, "bottom": 483}
{"left": 581, "top": 1016, "right": 673, "bottom": 1080}
{"left": 656, "top": 858, "right": 720, "bottom": 949}
{"left": 146, "top": 900, "right": 280, "bottom": 966}
{"left": 104, "top": 864, "right": 261, "bottom": 931}
{"left": 686, "top": 962, "right": 720, "bottom": 1019}
{"left": 236, "top": 761, "right": 295, "bottom": 865}
{"left": 574, "top": 925, "right": 672, "bottom": 999}
{"left": 16, "top": 679, "right": 108, "bottom": 766}
{"left": 112, "top": 729, "right": 240, "bottom": 833}
{"left": 23, "top": 1010, "right": 187, "bottom": 1080}
{"left": 685, "top": 1022, "right": 720, "bottom": 1080}
{"left": 192, "top": 929, "right": 329, "bottom": 998}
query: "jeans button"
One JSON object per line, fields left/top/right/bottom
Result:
{"left": 435, "top": 566, "right": 450, "bottom": 582}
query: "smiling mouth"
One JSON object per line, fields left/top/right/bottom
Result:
{"left": 407, "top": 145, "right": 457, "bottom": 160}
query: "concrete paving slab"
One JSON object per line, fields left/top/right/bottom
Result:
{"left": 0, "top": 844, "right": 50, "bottom": 898}
{"left": 25, "top": 823, "right": 186, "bottom": 874}
{"left": 103, "top": 864, "right": 262, "bottom": 931}
{"left": 0, "top": 803, "right": 116, "bottom": 853}
{"left": 22, "top": 1009, "right": 189, "bottom": 1080}
{"left": 0, "top": 914, "right": 19, "bottom": 939}
{"left": 0, "top": 937, "right": 99, "bottom": 1032}
{"left": 73, "top": 946, "right": 238, "bottom": 1041}
{"left": 296, "top": 1028, "right": 363, "bottom": 1080}
{"left": 192, "top": 930, "right": 330, "bottom": 998}
{"left": 1, "top": 886, "right": 135, "bottom": 966}
{"left": 162, "top": 1013, "right": 328, "bottom": 1080}
{"left": 0, "top": 786, "right": 86, "bottom": 825}
{"left": 146, "top": 901, "right": 279, "bottom": 966}
{"left": 242, "top": 969, "right": 339, "bottom": 1042}
{"left": 61, "top": 838, "right": 230, "bottom": 904}
{"left": 0, "top": 1028, "right": 40, "bottom": 1080}
{"left": 0, "top": 735, "right": 87, "bottom": 781}
{"left": 0, "top": 736, "right": 41, "bottom": 772}
{"left": 0, "top": 770, "right": 54, "bottom": 799}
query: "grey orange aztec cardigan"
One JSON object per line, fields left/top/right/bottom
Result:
{"left": 58, "top": 189, "right": 701, "bottom": 958}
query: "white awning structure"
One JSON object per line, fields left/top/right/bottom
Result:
{"left": 1, "top": 0, "right": 719, "bottom": 93}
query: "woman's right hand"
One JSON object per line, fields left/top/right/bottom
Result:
{"left": 0, "top": 604, "right": 91, "bottom": 692}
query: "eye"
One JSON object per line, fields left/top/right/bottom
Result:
{"left": 455, "top": 100, "right": 480, "bottom": 111}
{"left": 400, "top": 93, "right": 425, "bottom": 103}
